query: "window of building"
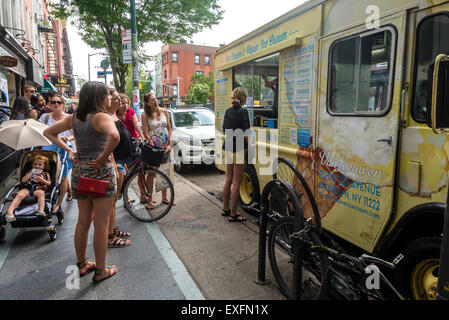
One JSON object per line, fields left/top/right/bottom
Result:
{"left": 172, "top": 84, "right": 178, "bottom": 97}
{"left": 195, "top": 71, "right": 204, "bottom": 75}
{"left": 328, "top": 28, "right": 395, "bottom": 115}
{"left": 195, "top": 54, "right": 200, "bottom": 65}
{"left": 412, "top": 13, "right": 449, "bottom": 122}
{"left": 205, "top": 55, "right": 210, "bottom": 65}
{"left": 172, "top": 52, "right": 178, "bottom": 63}
{"left": 164, "top": 70, "right": 167, "bottom": 79}
{"left": 233, "top": 53, "right": 279, "bottom": 128}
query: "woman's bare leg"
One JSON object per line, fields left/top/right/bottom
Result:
{"left": 222, "top": 164, "right": 234, "bottom": 211}
{"left": 230, "top": 164, "right": 246, "bottom": 214}
{"left": 74, "top": 198, "right": 94, "bottom": 263}
{"left": 92, "top": 196, "right": 114, "bottom": 270}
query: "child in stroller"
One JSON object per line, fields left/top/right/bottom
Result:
{"left": 6, "top": 154, "right": 51, "bottom": 222}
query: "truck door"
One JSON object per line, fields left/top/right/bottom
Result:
{"left": 399, "top": 5, "right": 449, "bottom": 203}
{"left": 316, "top": 13, "right": 406, "bottom": 252}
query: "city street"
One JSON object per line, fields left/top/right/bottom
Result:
{"left": 0, "top": 169, "right": 285, "bottom": 300}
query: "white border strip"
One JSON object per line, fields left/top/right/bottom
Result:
{"left": 145, "top": 222, "right": 205, "bottom": 300}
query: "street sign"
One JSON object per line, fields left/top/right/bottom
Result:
{"left": 100, "top": 59, "right": 110, "bottom": 70}
{"left": 97, "top": 70, "right": 113, "bottom": 78}
{"left": 122, "top": 29, "right": 132, "bottom": 64}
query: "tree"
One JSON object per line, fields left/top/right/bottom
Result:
{"left": 186, "top": 83, "right": 210, "bottom": 104}
{"left": 125, "top": 67, "right": 153, "bottom": 102}
{"left": 51, "top": 0, "right": 223, "bottom": 93}
{"left": 188, "top": 72, "right": 214, "bottom": 102}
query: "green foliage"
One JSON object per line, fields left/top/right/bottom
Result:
{"left": 186, "top": 83, "right": 210, "bottom": 104}
{"left": 188, "top": 71, "right": 214, "bottom": 102}
{"left": 125, "top": 66, "right": 153, "bottom": 102}
{"left": 51, "top": 0, "right": 223, "bottom": 92}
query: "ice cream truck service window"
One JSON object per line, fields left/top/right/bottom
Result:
{"left": 328, "top": 28, "right": 395, "bottom": 115}
{"left": 233, "top": 53, "right": 279, "bottom": 128}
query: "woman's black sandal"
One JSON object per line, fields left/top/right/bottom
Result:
{"left": 113, "top": 226, "right": 131, "bottom": 238}
{"left": 92, "top": 266, "right": 118, "bottom": 283}
{"left": 221, "top": 209, "right": 231, "bottom": 216}
{"left": 76, "top": 258, "right": 96, "bottom": 277}
{"left": 108, "top": 234, "right": 131, "bottom": 248}
{"left": 228, "top": 214, "right": 246, "bottom": 222}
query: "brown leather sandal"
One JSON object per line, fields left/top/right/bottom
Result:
{"left": 92, "top": 266, "right": 118, "bottom": 283}
{"left": 76, "top": 258, "right": 96, "bottom": 277}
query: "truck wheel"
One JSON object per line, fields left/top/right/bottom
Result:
{"left": 394, "top": 237, "right": 441, "bottom": 300}
{"left": 239, "top": 165, "right": 260, "bottom": 207}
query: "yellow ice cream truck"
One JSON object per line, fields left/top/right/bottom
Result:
{"left": 214, "top": 0, "right": 449, "bottom": 299}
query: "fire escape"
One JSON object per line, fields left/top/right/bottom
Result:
{"left": 37, "top": 16, "right": 58, "bottom": 82}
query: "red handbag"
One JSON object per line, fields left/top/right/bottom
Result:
{"left": 77, "top": 176, "right": 109, "bottom": 197}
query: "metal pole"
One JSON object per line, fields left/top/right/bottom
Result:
{"left": 177, "top": 77, "right": 180, "bottom": 105}
{"left": 130, "top": 0, "right": 139, "bottom": 114}
{"left": 88, "top": 54, "right": 91, "bottom": 82}
{"left": 104, "top": 67, "right": 107, "bottom": 85}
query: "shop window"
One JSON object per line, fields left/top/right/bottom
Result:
{"left": 233, "top": 53, "right": 279, "bottom": 128}
{"left": 328, "top": 28, "right": 395, "bottom": 115}
{"left": 412, "top": 13, "right": 449, "bottom": 122}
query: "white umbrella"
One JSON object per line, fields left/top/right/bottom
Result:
{"left": 0, "top": 119, "right": 52, "bottom": 150}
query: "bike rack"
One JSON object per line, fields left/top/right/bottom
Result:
{"left": 254, "top": 179, "right": 305, "bottom": 300}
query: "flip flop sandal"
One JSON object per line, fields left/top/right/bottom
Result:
{"left": 221, "top": 209, "right": 231, "bottom": 216}
{"left": 36, "top": 210, "right": 46, "bottom": 217}
{"left": 76, "top": 259, "right": 96, "bottom": 277}
{"left": 161, "top": 200, "right": 175, "bottom": 206}
{"left": 92, "top": 266, "right": 118, "bottom": 283}
{"left": 228, "top": 214, "right": 246, "bottom": 222}
{"left": 6, "top": 215, "right": 16, "bottom": 223}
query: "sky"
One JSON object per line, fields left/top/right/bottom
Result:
{"left": 66, "top": 0, "right": 307, "bottom": 86}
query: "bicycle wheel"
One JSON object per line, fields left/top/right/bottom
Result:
{"left": 273, "top": 157, "right": 321, "bottom": 231}
{"left": 123, "top": 167, "right": 174, "bottom": 222}
{"left": 268, "top": 216, "right": 329, "bottom": 299}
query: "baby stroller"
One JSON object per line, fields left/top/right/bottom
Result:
{"left": 0, "top": 149, "right": 66, "bottom": 242}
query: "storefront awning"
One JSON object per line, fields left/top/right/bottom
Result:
{"left": 38, "top": 77, "right": 57, "bottom": 93}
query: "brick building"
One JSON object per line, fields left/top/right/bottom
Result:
{"left": 159, "top": 42, "right": 217, "bottom": 105}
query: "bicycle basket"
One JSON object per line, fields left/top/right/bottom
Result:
{"left": 139, "top": 142, "right": 166, "bottom": 167}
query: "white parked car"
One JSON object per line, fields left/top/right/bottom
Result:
{"left": 168, "top": 107, "right": 215, "bottom": 172}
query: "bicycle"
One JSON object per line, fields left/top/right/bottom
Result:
{"left": 120, "top": 138, "right": 174, "bottom": 222}
{"left": 269, "top": 157, "right": 404, "bottom": 300}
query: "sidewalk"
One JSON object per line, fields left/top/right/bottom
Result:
{"left": 0, "top": 171, "right": 285, "bottom": 300}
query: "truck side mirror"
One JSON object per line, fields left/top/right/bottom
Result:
{"left": 429, "top": 54, "right": 449, "bottom": 133}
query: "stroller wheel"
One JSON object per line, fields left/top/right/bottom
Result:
{"left": 48, "top": 230, "right": 57, "bottom": 241}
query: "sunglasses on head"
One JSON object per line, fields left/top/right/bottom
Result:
{"left": 51, "top": 100, "right": 63, "bottom": 105}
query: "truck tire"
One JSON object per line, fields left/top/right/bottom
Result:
{"left": 393, "top": 237, "right": 441, "bottom": 300}
{"left": 239, "top": 164, "right": 260, "bottom": 207}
